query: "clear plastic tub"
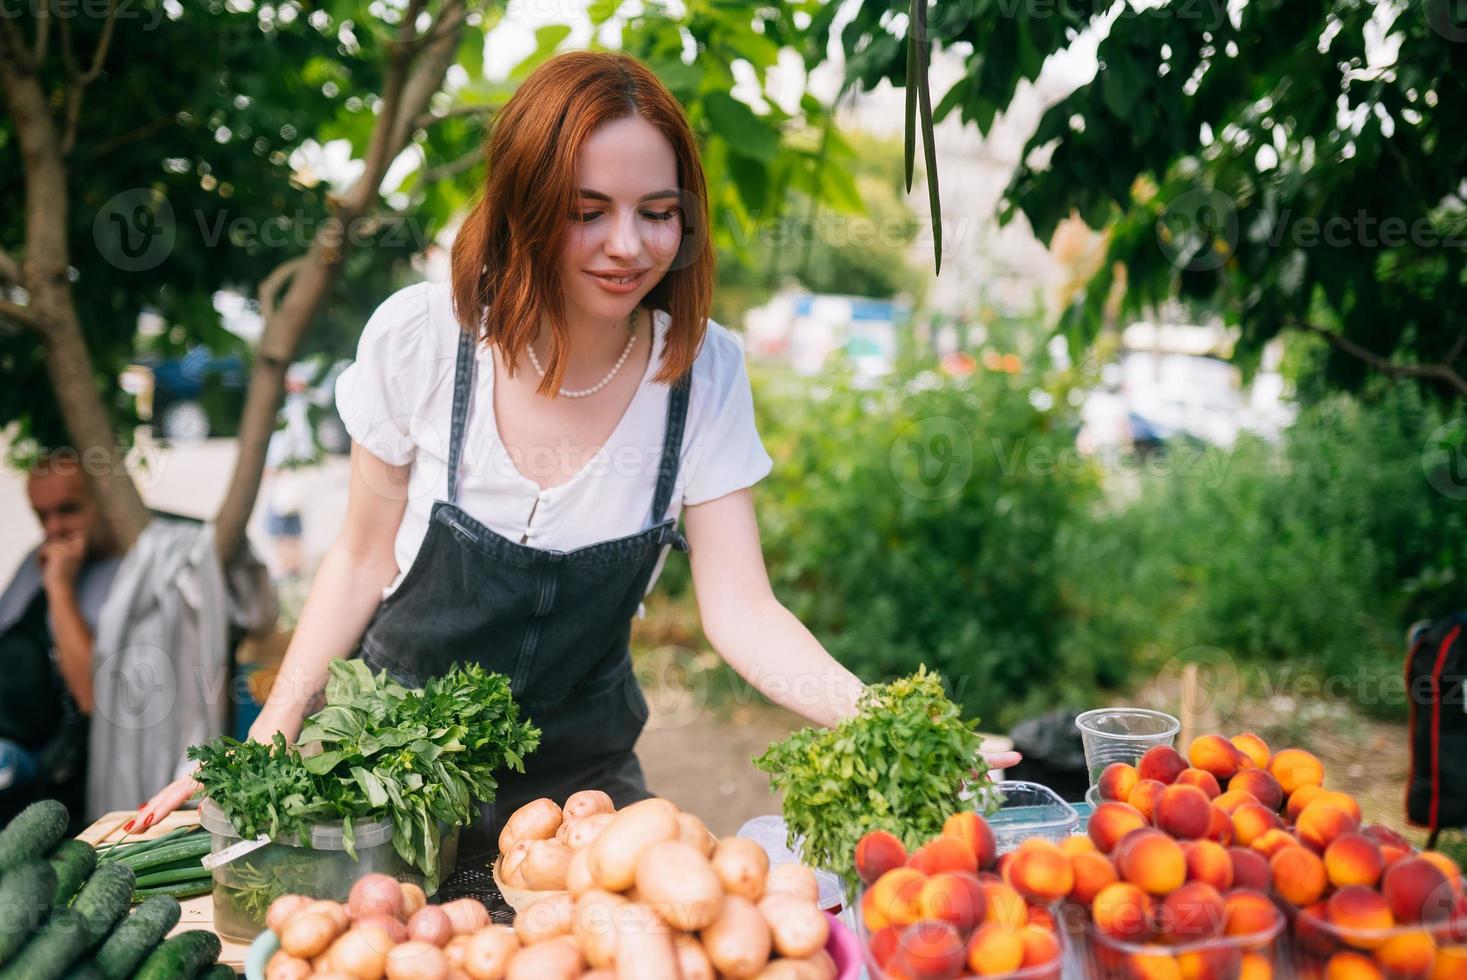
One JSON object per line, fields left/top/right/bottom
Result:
{"left": 988, "top": 781, "right": 1081, "bottom": 854}
{"left": 1074, "top": 708, "right": 1181, "bottom": 787}
{"left": 735, "top": 814, "right": 847, "bottom": 912}
{"left": 1077, "top": 907, "right": 1286, "bottom": 979}
{"left": 1287, "top": 898, "right": 1467, "bottom": 976}
{"left": 199, "top": 798, "right": 458, "bottom": 940}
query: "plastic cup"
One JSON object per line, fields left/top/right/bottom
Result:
{"left": 1074, "top": 707, "right": 1180, "bottom": 787}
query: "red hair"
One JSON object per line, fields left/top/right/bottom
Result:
{"left": 449, "top": 51, "right": 713, "bottom": 393}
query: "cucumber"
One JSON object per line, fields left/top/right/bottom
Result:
{"left": 56, "top": 963, "right": 101, "bottom": 980}
{"left": 44, "top": 843, "right": 94, "bottom": 909}
{"left": 0, "top": 862, "right": 56, "bottom": 964}
{"left": 0, "top": 804, "right": 68, "bottom": 875}
{"left": 197, "top": 966, "right": 235, "bottom": 980}
{"left": 113, "top": 835, "right": 210, "bottom": 875}
{"left": 130, "top": 880, "right": 211, "bottom": 902}
{"left": 131, "top": 930, "right": 220, "bottom": 980}
{"left": 92, "top": 896, "right": 180, "bottom": 980}
{"left": 0, "top": 864, "right": 134, "bottom": 980}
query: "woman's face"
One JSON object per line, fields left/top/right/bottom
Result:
{"left": 559, "top": 114, "right": 684, "bottom": 328}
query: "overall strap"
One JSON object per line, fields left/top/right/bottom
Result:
{"left": 651, "top": 371, "right": 692, "bottom": 523}
{"left": 447, "top": 326, "right": 477, "bottom": 506}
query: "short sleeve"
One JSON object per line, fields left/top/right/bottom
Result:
{"left": 334, "top": 283, "right": 431, "bottom": 466}
{"left": 681, "top": 324, "right": 774, "bottom": 506}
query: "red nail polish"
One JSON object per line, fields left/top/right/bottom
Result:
{"left": 140, "top": 815, "right": 154, "bottom": 830}
{"left": 122, "top": 820, "right": 134, "bottom": 832}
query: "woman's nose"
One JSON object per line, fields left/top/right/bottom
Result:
{"left": 604, "top": 211, "right": 640, "bottom": 258}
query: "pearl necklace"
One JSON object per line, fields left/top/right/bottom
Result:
{"left": 526, "top": 308, "right": 639, "bottom": 398}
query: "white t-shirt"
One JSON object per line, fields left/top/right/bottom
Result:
{"left": 334, "top": 279, "right": 774, "bottom": 599}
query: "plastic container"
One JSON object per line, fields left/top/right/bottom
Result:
{"left": 1074, "top": 708, "right": 1181, "bottom": 787}
{"left": 1076, "top": 904, "right": 1287, "bottom": 979}
{"left": 200, "top": 798, "right": 458, "bottom": 941}
{"left": 988, "top": 781, "right": 1081, "bottom": 854}
{"left": 1287, "top": 899, "right": 1467, "bottom": 977}
{"left": 736, "top": 814, "right": 847, "bottom": 912}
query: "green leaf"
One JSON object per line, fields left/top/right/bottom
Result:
{"left": 703, "top": 92, "right": 779, "bottom": 163}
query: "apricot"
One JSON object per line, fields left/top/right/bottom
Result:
{"left": 1060, "top": 835, "right": 1098, "bottom": 857}
{"left": 1176, "top": 946, "right": 1243, "bottom": 980}
{"left": 1432, "top": 946, "right": 1467, "bottom": 980}
{"left": 1326, "top": 885, "right": 1396, "bottom": 949}
{"left": 979, "top": 880, "right": 1029, "bottom": 931}
{"left": 1375, "top": 930, "right": 1436, "bottom": 978}
{"left": 1206, "top": 806, "right": 1235, "bottom": 845}
{"left": 1315, "top": 791, "right": 1364, "bottom": 824}
{"left": 965, "top": 921, "right": 1024, "bottom": 976}
{"left": 1383, "top": 857, "right": 1454, "bottom": 924}
{"left": 942, "top": 812, "right": 997, "bottom": 871}
{"left": 1324, "top": 834, "right": 1386, "bottom": 889}
{"left": 1159, "top": 881, "right": 1227, "bottom": 942}
{"left": 917, "top": 872, "right": 987, "bottom": 934}
{"left": 1231, "top": 733, "right": 1272, "bottom": 770}
{"left": 1139, "top": 746, "right": 1190, "bottom": 786}
{"left": 1229, "top": 847, "right": 1272, "bottom": 892}
{"left": 1239, "top": 950, "right": 1274, "bottom": 980}
{"left": 1324, "top": 951, "right": 1386, "bottom": 980}
{"left": 1189, "top": 734, "right": 1247, "bottom": 781}
{"left": 1288, "top": 783, "right": 1328, "bottom": 822}
{"left": 1018, "top": 925, "right": 1061, "bottom": 968}
{"left": 1421, "top": 853, "right": 1464, "bottom": 897}
{"left": 865, "top": 867, "right": 927, "bottom": 932}
{"left": 1232, "top": 804, "right": 1284, "bottom": 847}
{"left": 1007, "top": 841, "right": 1075, "bottom": 905}
{"left": 1092, "top": 881, "right": 1155, "bottom": 942}
{"left": 909, "top": 836, "right": 979, "bottom": 876}
{"left": 1156, "top": 784, "right": 1215, "bottom": 841}
{"left": 1364, "top": 826, "right": 1414, "bottom": 871}
{"left": 856, "top": 829, "right": 909, "bottom": 885}
{"left": 1298, "top": 799, "right": 1363, "bottom": 852}
{"left": 1223, "top": 887, "right": 1283, "bottom": 939}
{"left": 1126, "top": 948, "right": 1183, "bottom": 980}
{"left": 1215, "top": 790, "right": 1263, "bottom": 816}
{"left": 1230, "top": 769, "right": 1285, "bottom": 812}
{"left": 1269, "top": 748, "right": 1326, "bottom": 796}
{"left": 1272, "top": 846, "right": 1329, "bottom": 907}
{"left": 1090, "top": 802, "right": 1150, "bottom": 854}
{"left": 868, "top": 924, "right": 900, "bottom": 967}
{"left": 1296, "top": 902, "right": 1344, "bottom": 958}
{"left": 1118, "top": 830, "right": 1187, "bottom": 897}
{"left": 1185, "top": 840, "right": 1235, "bottom": 893}
{"left": 893, "top": 920, "right": 967, "bottom": 979}
{"left": 1178, "top": 768, "right": 1224, "bottom": 799}
{"left": 1070, "top": 850, "right": 1121, "bottom": 906}
{"left": 1129, "top": 780, "right": 1168, "bottom": 823}
{"left": 1100, "top": 762, "right": 1142, "bottom": 803}
{"left": 1251, "top": 829, "right": 1301, "bottom": 860}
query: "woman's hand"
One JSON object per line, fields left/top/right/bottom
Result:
{"left": 130, "top": 770, "right": 201, "bottom": 832}
{"left": 980, "top": 750, "right": 1023, "bottom": 772}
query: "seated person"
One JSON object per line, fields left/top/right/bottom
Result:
{"left": 0, "top": 451, "right": 123, "bottom": 830}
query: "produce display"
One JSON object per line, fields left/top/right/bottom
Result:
{"left": 97, "top": 825, "right": 212, "bottom": 902}
{"left": 190, "top": 659, "right": 540, "bottom": 919}
{"left": 0, "top": 800, "right": 226, "bottom": 980}
{"left": 265, "top": 792, "right": 841, "bottom": 979}
{"left": 755, "top": 669, "right": 994, "bottom": 893}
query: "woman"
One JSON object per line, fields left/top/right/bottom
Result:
{"left": 138, "top": 51, "right": 1018, "bottom": 857}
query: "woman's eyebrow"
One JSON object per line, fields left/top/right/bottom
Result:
{"left": 577, "top": 188, "right": 680, "bottom": 202}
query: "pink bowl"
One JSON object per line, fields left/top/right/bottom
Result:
{"left": 826, "top": 911, "right": 860, "bottom": 980}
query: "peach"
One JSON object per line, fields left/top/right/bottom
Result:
{"left": 1272, "top": 846, "right": 1329, "bottom": 907}
{"left": 1231, "top": 733, "right": 1272, "bottom": 770}
{"left": 1118, "top": 830, "right": 1187, "bottom": 897}
{"left": 1239, "top": 950, "right": 1274, "bottom": 980}
{"left": 1092, "top": 881, "right": 1155, "bottom": 942}
{"left": 1126, "top": 949, "right": 1183, "bottom": 980}
{"left": 909, "top": 836, "right": 979, "bottom": 876}
{"left": 917, "top": 872, "right": 987, "bottom": 934}
{"left": 1176, "top": 946, "right": 1243, "bottom": 980}
{"left": 1269, "top": 748, "right": 1326, "bottom": 796}
{"left": 1432, "top": 946, "right": 1467, "bottom": 980}
{"left": 1060, "top": 835, "right": 1098, "bottom": 857}
{"left": 1289, "top": 783, "right": 1328, "bottom": 822}
{"left": 1129, "top": 780, "right": 1168, "bottom": 823}
{"left": 1324, "top": 951, "right": 1386, "bottom": 980}
{"left": 1296, "top": 903, "right": 1343, "bottom": 958}
{"left": 1327, "top": 886, "right": 1396, "bottom": 949}
{"left": 1156, "top": 785, "right": 1215, "bottom": 841}
{"left": 1019, "top": 925, "right": 1061, "bottom": 968}
{"left": 1223, "top": 887, "right": 1282, "bottom": 939}
{"left": 1215, "top": 790, "right": 1262, "bottom": 815}
{"left": 1232, "top": 804, "right": 1284, "bottom": 847}
{"left": 1316, "top": 791, "right": 1364, "bottom": 824}
{"left": 1324, "top": 834, "right": 1386, "bottom": 889}
{"left": 1229, "top": 847, "right": 1272, "bottom": 892}
{"left": 1070, "top": 850, "right": 1121, "bottom": 906}
{"left": 1139, "top": 746, "right": 1190, "bottom": 786}
{"left": 1252, "top": 829, "right": 1302, "bottom": 860}
{"left": 980, "top": 880, "right": 1029, "bottom": 931}
{"left": 1009, "top": 840, "right": 1076, "bottom": 905}
{"left": 1229, "top": 769, "right": 1285, "bottom": 812}
{"left": 1421, "top": 853, "right": 1464, "bottom": 896}
{"left": 942, "top": 812, "right": 997, "bottom": 871}
{"left": 1383, "top": 857, "right": 1454, "bottom": 924}
{"left": 869, "top": 925, "right": 901, "bottom": 967}
{"left": 1206, "top": 806, "right": 1235, "bottom": 846}
{"left": 965, "top": 922, "right": 1024, "bottom": 976}
{"left": 866, "top": 867, "right": 927, "bottom": 932}
{"left": 857, "top": 829, "right": 909, "bottom": 885}
{"left": 1364, "top": 826, "right": 1414, "bottom": 871}
{"left": 1375, "top": 930, "right": 1436, "bottom": 978}
{"left": 1185, "top": 840, "right": 1235, "bottom": 893}
{"left": 1159, "top": 881, "right": 1227, "bottom": 942}
{"left": 1090, "top": 802, "right": 1149, "bottom": 854}
{"left": 1028, "top": 903, "right": 1055, "bottom": 930}
{"left": 1100, "top": 763, "right": 1142, "bottom": 803}
{"left": 894, "top": 920, "right": 966, "bottom": 980}
{"left": 1298, "top": 799, "right": 1364, "bottom": 852}
{"left": 1189, "top": 734, "right": 1247, "bottom": 781}
{"left": 1178, "top": 768, "right": 1223, "bottom": 799}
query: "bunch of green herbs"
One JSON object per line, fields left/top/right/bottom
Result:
{"left": 189, "top": 660, "right": 539, "bottom": 889}
{"left": 753, "top": 667, "right": 994, "bottom": 892}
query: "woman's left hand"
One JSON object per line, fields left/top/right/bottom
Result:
{"left": 979, "top": 750, "right": 1022, "bottom": 773}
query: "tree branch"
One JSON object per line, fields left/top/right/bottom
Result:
{"left": 257, "top": 255, "right": 309, "bottom": 324}
{"left": 0, "top": 16, "right": 37, "bottom": 75}
{"left": 1288, "top": 319, "right": 1467, "bottom": 398}
{"left": 0, "top": 245, "right": 21, "bottom": 284}
{"left": 418, "top": 144, "right": 482, "bottom": 184}
{"left": 60, "top": 0, "right": 119, "bottom": 157}
{"left": 411, "top": 102, "right": 494, "bottom": 133}
{"left": 0, "top": 297, "right": 44, "bottom": 332}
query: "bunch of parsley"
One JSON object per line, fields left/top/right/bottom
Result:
{"left": 190, "top": 660, "right": 539, "bottom": 889}
{"left": 753, "top": 667, "right": 992, "bottom": 892}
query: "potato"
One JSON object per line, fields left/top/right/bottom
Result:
{"left": 565, "top": 812, "right": 615, "bottom": 851}
{"left": 582, "top": 972, "right": 615, "bottom": 980}
{"left": 504, "top": 936, "right": 581, "bottom": 980}
{"left": 573, "top": 889, "right": 628, "bottom": 969}
{"left": 566, "top": 845, "right": 596, "bottom": 897}
{"left": 757, "top": 894, "right": 829, "bottom": 959}
{"left": 498, "top": 798, "right": 562, "bottom": 853}
{"left": 674, "top": 935, "right": 715, "bottom": 980}
{"left": 303, "top": 899, "right": 351, "bottom": 932}
{"left": 613, "top": 903, "right": 680, "bottom": 980}
{"left": 521, "top": 839, "right": 575, "bottom": 890}
{"left": 711, "top": 838, "right": 770, "bottom": 902}
{"left": 700, "top": 895, "right": 772, "bottom": 979}
{"left": 753, "top": 960, "right": 823, "bottom": 980}
{"left": 461, "top": 925, "right": 519, "bottom": 980}
{"left": 807, "top": 949, "right": 838, "bottom": 980}
{"left": 563, "top": 789, "right": 615, "bottom": 824}
{"left": 442, "top": 935, "right": 473, "bottom": 969}
{"left": 677, "top": 812, "right": 715, "bottom": 857}
{"left": 634, "top": 840, "right": 723, "bottom": 931}
{"left": 439, "top": 899, "right": 491, "bottom": 936}
{"left": 385, "top": 940, "right": 449, "bottom": 980}
{"left": 589, "top": 798, "right": 680, "bottom": 891}
{"left": 512, "top": 892, "right": 575, "bottom": 946}
{"left": 325, "top": 922, "right": 395, "bottom": 978}
{"left": 279, "top": 911, "right": 341, "bottom": 959}
{"left": 349, "top": 874, "right": 406, "bottom": 921}
{"left": 764, "top": 864, "right": 820, "bottom": 905}
{"left": 265, "top": 950, "right": 312, "bottom": 980}
{"left": 356, "top": 913, "right": 408, "bottom": 944}
{"left": 400, "top": 882, "right": 428, "bottom": 918}
{"left": 267, "top": 894, "right": 312, "bottom": 936}
{"left": 499, "top": 839, "right": 534, "bottom": 884}
{"left": 407, "top": 907, "right": 455, "bottom": 947}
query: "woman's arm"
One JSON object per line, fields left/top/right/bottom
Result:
{"left": 685, "top": 488, "right": 864, "bottom": 729}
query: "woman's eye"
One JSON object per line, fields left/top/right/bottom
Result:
{"left": 574, "top": 211, "right": 601, "bottom": 222}
{"left": 642, "top": 209, "right": 678, "bottom": 222}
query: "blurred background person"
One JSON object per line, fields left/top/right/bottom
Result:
{"left": 262, "top": 366, "right": 319, "bottom": 583}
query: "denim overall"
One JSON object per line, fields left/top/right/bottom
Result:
{"left": 354, "top": 322, "right": 690, "bottom": 862}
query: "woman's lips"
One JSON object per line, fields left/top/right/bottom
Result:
{"left": 586, "top": 270, "right": 647, "bottom": 294}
